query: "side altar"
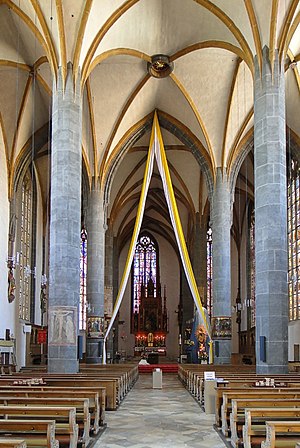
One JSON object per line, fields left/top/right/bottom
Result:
{"left": 132, "top": 276, "right": 168, "bottom": 358}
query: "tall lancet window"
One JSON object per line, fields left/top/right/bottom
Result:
{"left": 288, "top": 159, "right": 300, "bottom": 321}
{"left": 79, "top": 228, "right": 88, "bottom": 330}
{"left": 19, "top": 172, "right": 32, "bottom": 321}
{"left": 132, "top": 234, "right": 158, "bottom": 314}
{"left": 206, "top": 226, "right": 212, "bottom": 317}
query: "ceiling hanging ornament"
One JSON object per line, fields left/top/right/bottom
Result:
{"left": 147, "top": 54, "right": 174, "bottom": 79}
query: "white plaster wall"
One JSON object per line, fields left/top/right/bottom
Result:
{"left": 0, "top": 133, "right": 15, "bottom": 340}
{"left": 13, "top": 169, "right": 44, "bottom": 369}
{"left": 118, "top": 233, "right": 180, "bottom": 361}
{"left": 288, "top": 321, "right": 300, "bottom": 361}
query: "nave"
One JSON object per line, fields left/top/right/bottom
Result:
{"left": 95, "top": 374, "right": 224, "bottom": 448}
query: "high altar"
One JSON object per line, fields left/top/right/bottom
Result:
{"left": 132, "top": 276, "right": 168, "bottom": 357}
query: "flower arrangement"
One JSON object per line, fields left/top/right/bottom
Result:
{"left": 13, "top": 378, "right": 46, "bottom": 386}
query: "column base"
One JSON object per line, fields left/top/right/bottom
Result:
{"left": 86, "top": 337, "right": 104, "bottom": 364}
{"left": 256, "top": 364, "right": 289, "bottom": 375}
{"left": 213, "top": 339, "right": 231, "bottom": 364}
{"left": 48, "top": 346, "right": 79, "bottom": 373}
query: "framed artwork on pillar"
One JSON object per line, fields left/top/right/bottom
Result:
{"left": 48, "top": 306, "right": 77, "bottom": 345}
{"left": 87, "top": 316, "right": 104, "bottom": 338}
{"left": 212, "top": 316, "right": 231, "bottom": 338}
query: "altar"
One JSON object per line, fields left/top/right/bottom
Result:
{"left": 132, "top": 276, "right": 168, "bottom": 358}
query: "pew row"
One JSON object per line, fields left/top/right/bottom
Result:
{"left": 242, "top": 408, "right": 300, "bottom": 448}
{"left": 0, "top": 440, "right": 26, "bottom": 448}
{"left": 0, "top": 405, "right": 78, "bottom": 448}
{"left": 0, "top": 398, "right": 90, "bottom": 447}
{"left": 261, "top": 420, "right": 300, "bottom": 448}
{"left": 0, "top": 377, "right": 117, "bottom": 411}
{"left": 0, "top": 387, "right": 104, "bottom": 430}
{"left": 178, "top": 364, "right": 300, "bottom": 406}
{"left": 230, "top": 399, "right": 300, "bottom": 447}
{"left": 18, "top": 364, "right": 139, "bottom": 403}
{"left": 0, "top": 419, "right": 58, "bottom": 448}
{"left": 218, "top": 389, "right": 300, "bottom": 431}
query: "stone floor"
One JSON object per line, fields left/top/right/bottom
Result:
{"left": 94, "top": 373, "right": 225, "bottom": 448}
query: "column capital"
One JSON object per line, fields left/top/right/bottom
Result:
{"left": 54, "top": 62, "right": 81, "bottom": 102}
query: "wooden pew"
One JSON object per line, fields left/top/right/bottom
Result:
{"left": 179, "top": 364, "right": 300, "bottom": 405}
{"left": 20, "top": 364, "right": 139, "bottom": 394}
{"left": 242, "top": 408, "right": 300, "bottom": 448}
{"left": 230, "top": 398, "right": 300, "bottom": 447}
{"left": 0, "top": 377, "right": 118, "bottom": 411}
{"left": 0, "top": 405, "right": 78, "bottom": 448}
{"left": 10, "top": 371, "right": 125, "bottom": 404}
{"left": 80, "top": 364, "right": 139, "bottom": 392}
{"left": 215, "top": 387, "right": 300, "bottom": 428}
{"left": 0, "top": 419, "right": 58, "bottom": 448}
{"left": 219, "top": 389, "right": 300, "bottom": 435}
{"left": 212, "top": 376, "right": 300, "bottom": 408}
{"left": 261, "top": 420, "right": 300, "bottom": 448}
{"left": 0, "top": 440, "right": 26, "bottom": 448}
{"left": 0, "top": 396, "right": 90, "bottom": 447}
{"left": 0, "top": 386, "right": 104, "bottom": 430}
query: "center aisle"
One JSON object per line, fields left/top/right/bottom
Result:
{"left": 95, "top": 373, "right": 225, "bottom": 448}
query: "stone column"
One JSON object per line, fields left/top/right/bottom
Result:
{"left": 211, "top": 168, "right": 232, "bottom": 363}
{"left": 254, "top": 47, "right": 288, "bottom": 374}
{"left": 112, "top": 236, "right": 119, "bottom": 359}
{"left": 48, "top": 63, "right": 82, "bottom": 373}
{"left": 181, "top": 270, "right": 194, "bottom": 356}
{"left": 193, "top": 212, "right": 208, "bottom": 307}
{"left": 104, "top": 221, "right": 114, "bottom": 361}
{"left": 86, "top": 178, "right": 105, "bottom": 364}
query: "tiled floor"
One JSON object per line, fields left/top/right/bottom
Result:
{"left": 94, "top": 374, "right": 225, "bottom": 448}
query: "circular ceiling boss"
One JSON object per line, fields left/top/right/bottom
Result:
{"left": 147, "top": 54, "right": 174, "bottom": 78}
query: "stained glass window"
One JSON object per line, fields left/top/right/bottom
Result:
{"left": 19, "top": 173, "right": 32, "bottom": 321}
{"left": 288, "top": 159, "right": 300, "bottom": 321}
{"left": 79, "top": 228, "right": 87, "bottom": 330}
{"left": 132, "top": 234, "right": 158, "bottom": 314}
{"left": 249, "top": 210, "right": 256, "bottom": 327}
{"left": 206, "top": 226, "right": 212, "bottom": 317}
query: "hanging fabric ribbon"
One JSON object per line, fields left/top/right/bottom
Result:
{"left": 152, "top": 113, "right": 213, "bottom": 362}
{"left": 103, "top": 112, "right": 213, "bottom": 364}
{"left": 103, "top": 123, "right": 155, "bottom": 363}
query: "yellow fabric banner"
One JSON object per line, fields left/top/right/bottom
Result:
{"left": 153, "top": 113, "right": 213, "bottom": 362}
{"left": 102, "top": 124, "right": 155, "bottom": 363}
{"left": 103, "top": 112, "right": 213, "bottom": 363}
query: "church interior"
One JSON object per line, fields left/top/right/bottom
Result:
{"left": 0, "top": 0, "right": 300, "bottom": 446}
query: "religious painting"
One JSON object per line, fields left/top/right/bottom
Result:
{"left": 212, "top": 316, "right": 231, "bottom": 338}
{"left": 87, "top": 316, "right": 105, "bottom": 338}
{"left": 48, "top": 306, "right": 77, "bottom": 346}
{"left": 195, "top": 324, "right": 208, "bottom": 362}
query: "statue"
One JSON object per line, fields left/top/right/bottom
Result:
{"left": 196, "top": 324, "right": 208, "bottom": 363}
{"left": 8, "top": 268, "right": 16, "bottom": 303}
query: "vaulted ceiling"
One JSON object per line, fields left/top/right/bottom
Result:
{"left": 0, "top": 0, "right": 299, "bottom": 246}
